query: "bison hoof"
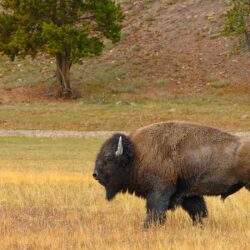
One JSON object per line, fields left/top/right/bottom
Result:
{"left": 143, "top": 222, "right": 150, "bottom": 229}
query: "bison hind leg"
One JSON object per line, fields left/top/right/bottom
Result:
{"left": 181, "top": 196, "right": 208, "bottom": 225}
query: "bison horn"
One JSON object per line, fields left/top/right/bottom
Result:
{"left": 115, "top": 136, "right": 123, "bottom": 156}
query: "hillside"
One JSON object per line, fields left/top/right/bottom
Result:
{"left": 94, "top": 0, "right": 250, "bottom": 95}
{"left": 0, "top": 0, "right": 249, "bottom": 103}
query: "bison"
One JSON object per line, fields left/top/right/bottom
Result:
{"left": 93, "top": 122, "right": 250, "bottom": 227}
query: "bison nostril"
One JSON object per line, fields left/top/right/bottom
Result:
{"left": 93, "top": 172, "right": 98, "bottom": 179}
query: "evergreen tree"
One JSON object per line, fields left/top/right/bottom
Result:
{"left": 0, "top": 0, "right": 124, "bottom": 97}
{"left": 224, "top": 0, "right": 250, "bottom": 51}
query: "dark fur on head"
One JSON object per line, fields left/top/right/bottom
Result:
{"left": 94, "top": 133, "right": 134, "bottom": 200}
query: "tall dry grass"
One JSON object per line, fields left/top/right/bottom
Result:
{"left": 0, "top": 137, "right": 249, "bottom": 249}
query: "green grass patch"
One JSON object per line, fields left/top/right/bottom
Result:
{"left": 0, "top": 94, "right": 250, "bottom": 131}
{"left": 0, "top": 137, "right": 103, "bottom": 172}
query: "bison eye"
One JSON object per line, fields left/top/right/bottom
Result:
{"left": 103, "top": 157, "right": 112, "bottom": 165}
{"left": 103, "top": 160, "right": 108, "bottom": 166}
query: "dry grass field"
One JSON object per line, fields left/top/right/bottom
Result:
{"left": 0, "top": 137, "right": 249, "bottom": 250}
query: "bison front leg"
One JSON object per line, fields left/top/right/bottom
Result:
{"left": 144, "top": 190, "right": 174, "bottom": 228}
{"left": 181, "top": 196, "right": 208, "bottom": 225}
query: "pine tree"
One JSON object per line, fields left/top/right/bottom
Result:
{"left": 224, "top": 0, "right": 250, "bottom": 51}
{"left": 0, "top": 0, "right": 124, "bottom": 98}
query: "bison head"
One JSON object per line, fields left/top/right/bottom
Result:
{"left": 93, "top": 133, "right": 134, "bottom": 200}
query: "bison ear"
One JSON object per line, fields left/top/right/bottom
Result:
{"left": 115, "top": 136, "right": 123, "bottom": 156}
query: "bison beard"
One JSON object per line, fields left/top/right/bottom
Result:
{"left": 106, "top": 188, "right": 117, "bottom": 201}
{"left": 93, "top": 122, "right": 250, "bottom": 228}
{"left": 105, "top": 178, "right": 127, "bottom": 201}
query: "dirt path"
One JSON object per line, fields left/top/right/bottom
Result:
{"left": 0, "top": 129, "right": 250, "bottom": 139}
{"left": 0, "top": 130, "right": 127, "bottom": 139}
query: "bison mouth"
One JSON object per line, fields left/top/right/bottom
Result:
{"left": 95, "top": 176, "right": 107, "bottom": 187}
{"left": 98, "top": 179, "right": 105, "bottom": 186}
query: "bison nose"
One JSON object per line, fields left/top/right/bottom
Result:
{"left": 93, "top": 171, "right": 98, "bottom": 180}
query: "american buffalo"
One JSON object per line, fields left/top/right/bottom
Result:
{"left": 93, "top": 122, "right": 250, "bottom": 227}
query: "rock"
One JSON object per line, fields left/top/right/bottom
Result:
{"left": 130, "top": 102, "right": 137, "bottom": 106}
{"left": 169, "top": 108, "right": 176, "bottom": 113}
{"left": 206, "top": 11, "right": 215, "bottom": 20}
{"left": 241, "top": 115, "right": 249, "bottom": 120}
{"left": 116, "top": 101, "right": 130, "bottom": 106}
{"left": 209, "top": 33, "right": 221, "bottom": 39}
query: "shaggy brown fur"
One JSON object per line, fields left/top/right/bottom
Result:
{"left": 94, "top": 121, "right": 250, "bottom": 227}
{"left": 129, "top": 122, "right": 250, "bottom": 226}
{"left": 129, "top": 122, "right": 249, "bottom": 196}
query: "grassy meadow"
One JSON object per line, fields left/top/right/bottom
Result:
{"left": 0, "top": 137, "right": 249, "bottom": 249}
{"left": 1, "top": 94, "right": 250, "bottom": 131}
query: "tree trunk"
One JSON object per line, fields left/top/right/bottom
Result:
{"left": 55, "top": 51, "right": 72, "bottom": 98}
